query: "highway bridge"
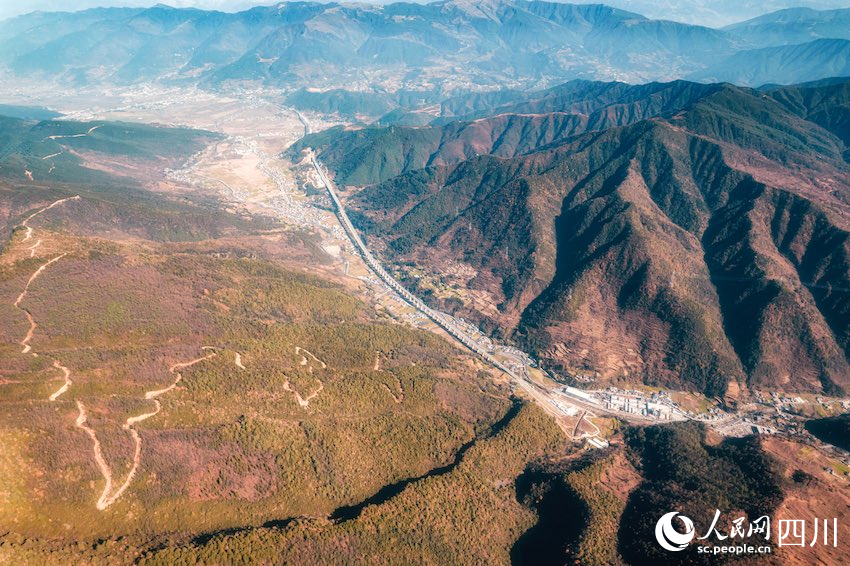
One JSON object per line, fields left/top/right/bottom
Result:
{"left": 309, "top": 155, "right": 520, "bottom": 380}
{"left": 305, "top": 149, "right": 691, "bottom": 434}
{"left": 294, "top": 120, "right": 762, "bottom": 437}
{"left": 296, "top": 110, "right": 639, "bottom": 432}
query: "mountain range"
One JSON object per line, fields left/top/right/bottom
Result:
{"left": 3, "top": 4, "right": 850, "bottom": 563}
{"left": 2, "top": 1, "right": 850, "bottom": 92}
{"left": 582, "top": 1, "right": 850, "bottom": 28}
{"left": 299, "top": 77, "right": 850, "bottom": 397}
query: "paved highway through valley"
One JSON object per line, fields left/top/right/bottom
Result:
{"left": 297, "top": 110, "right": 519, "bottom": 376}
{"left": 297, "top": 110, "right": 658, "bottom": 433}
{"left": 309, "top": 153, "right": 519, "bottom": 380}
{"left": 305, "top": 149, "right": 602, "bottom": 432}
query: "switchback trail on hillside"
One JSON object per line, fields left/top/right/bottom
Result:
{"left": 77, "top": 349, "right": 216, "bottom": 510}
{"left": 12, "top": 196, "right": 81, "bottom": 400}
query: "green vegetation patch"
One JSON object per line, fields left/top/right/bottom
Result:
{"left": 0, "top": 231, "right": 521, "bottom": 559}
{"left": 140, "top": 403, "right": 566, "bottom": 565}
{"left": 619, "top": 422, "right": 784, "bottom": 564}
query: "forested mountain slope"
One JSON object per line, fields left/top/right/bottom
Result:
{"left": 303, "top": 78, "right": 850, "bottom": 396}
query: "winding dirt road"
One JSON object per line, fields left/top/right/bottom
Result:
{"left": 283, "top": 377, "right": 324, "bottom": 408}
{"left": 77, "top": 350, "right": 216, "bottom": 510}
{"left": 283, "top": 346, "right": 328, "bottom": 409}
{"left": 48, "top": 360, "right": 72, "bottom": 401}
{"left": 12, "top": 197, "right": 81, "bottom": 400}
{"left": 27, "top": 239, "right": 43, "bottom": 257}
{"left": 46, "top": 124, "right": 102, "bottom": 141}
{"left": 381, "top": 379, "right": 404, "bottom": 404}
{"left": 75, "top": 400, "right": 121, "bottom": 511}
{"left": 295, "top": 346, "right": 326, "bottom": 370}
{"left": 19, "top": 196, "right": 80, "bottom": 242}
{"left": 15, "top": 253, "right": 67, "bottom": 355}
{"left": 284, "top": 346, "right": 326, "bottom": 407}
{"left": 13, "top": 197, "right": 219, "bottom": 510}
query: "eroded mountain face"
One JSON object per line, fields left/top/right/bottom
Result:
{"left": 304, "top": 78, "right": 850, "bottom": 396}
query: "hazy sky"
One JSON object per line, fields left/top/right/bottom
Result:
{"left": 2, "top": 0, "right": 850, "bottom": 27}
{"left": 0, "top": 1, "right": 262, "bottom": 20}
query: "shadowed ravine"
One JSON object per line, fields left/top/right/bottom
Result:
{"left": 510, "top": 465, "right": 587, "bottom": 565}
{"left": 186, "top": 399, "right": 523, "bottom": 546}
{"left": 330, "top": 399, "right": 522, "bottom": 521}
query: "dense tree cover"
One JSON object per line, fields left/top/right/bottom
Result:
{"left": 806, "top": 414, "right": 850, "bottom": 452}
{"left": 619, "top": 423, "right": 784, "bottom": 564}
{"left": 564, "top": 456, "right": 629, "bottom": 565}
{"left": 139, "top": 404, "right": 566, "bottom": 565}
{"left": 512, "top": 451, "right": 633, "bottom": 566}
{"left": 0, "top": 215, "right": 533, "bottom": 564}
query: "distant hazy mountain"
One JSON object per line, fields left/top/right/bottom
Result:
{"left": 4, "top": 0, "right": 846, "bottom": 28}
{"left": 576, "top": 0, "right": 850, "bottom": 28}
{"left": 0, "top": 0, "right": 819, "bottom": 91}
{"left": 2, "top": 1, "right": 850, "bottom": 91}
{"left": 300, "top": 77, "right": 850, "bottom": 396}
{"left": 692, "top": 38, "right": 850, "bottom": 85}
{"left": 725, "top": 7, "right": 850, "bottom": 45}
{"left": 694, "top": 8, "right": 850, "bottom": 85}
{"left": 0, "top": 0, "right": 259, "bottom": 21}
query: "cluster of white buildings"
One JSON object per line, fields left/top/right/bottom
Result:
{"left": 555, "top": 385, "right": 680, "bottom": 421}
{"left": 549, "top": 399, "right": 579, "bottom": 416}
{"left": 602, "top": 393, "right": 675, "bottom": 419}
